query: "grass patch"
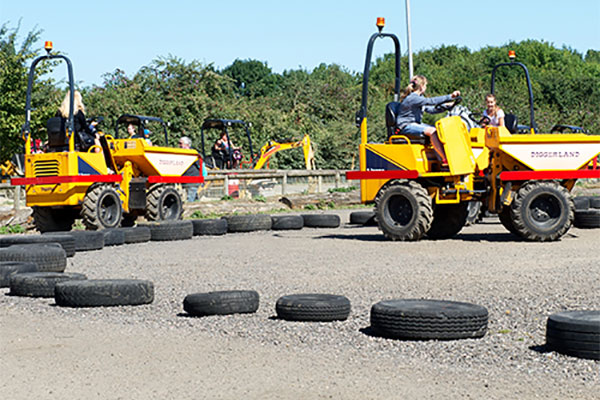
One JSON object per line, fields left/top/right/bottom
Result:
{"left": 328, "top": 186, "right": 357, "bottom": 194}
{"left": 0, "top": 224, "right": 26, "bottom": 234}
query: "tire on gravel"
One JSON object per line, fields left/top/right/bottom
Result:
{"left": 191, "top": 218, "right": 228, "bottom": 236}
{"left": 510, "top": 181, "right": 574, "bottom": 241}
{"left": 271, "top": 215, "right": 304, "bottom": 230}
{"left": 590, "top": 197, "right": 600, "bottom": 209}
{"left": 68, "top": 230, "right": 105, "bottom": 251}
{"left": 275, "top": 294, "right": 351, "bottom": 322}
{"left": 0, "top": 261, "right": 38, "bottom": 287}
{"left": 81, "top": 184, "right": 123, "bottom": 230}
{"left": 499, "top": 207, "right": 519, "bottom": 236}
{"left": 301, "top": 214, "right": 341, "bottom": 228}
{"left": 573, "top": 196, "right": 590, "bottom": 211}
{"left": 117, "top": 226, "right": 151, "bottom": 243}
{"left": 102, "top": 229, "right": 125, "bottom": 246}
{"left": 183, "top": 290, "right": 259, "bottom": 316}
{"left": 224, "top": 214, "right": 272, "bottom": 233}
{"left": 2, "top": 233, "right": 76, "bottom": 257}
{"left": 0, "top": 244, "right": 66, "bottom": 272}
{"left": 55, "top": 279, "right": 154, "bottom": 307}
{"left": 146, "top": 184, "right": 182, "bottom": 221}
{"left": 374, "top": 180, "right": 433, "bottom": 241}
{"left": 573, "top": 209, "right": 600, "bottom": 229}
{"left": 427, "top": 202, "right": 469, "bottom": 239}
{"left": 370, "top": 299, "right": 489, "bottom": 340}
{"left": 140, "top": 220, "right": 193, "bottom": 241}
{"left": 349, "top": 210, "right": 376, "bottom": 226}
{"left": 546, "top": 310, "right": 600, "bottom": 360}
{"left": 10, "top": 272, "right": 87, "bottom": 297}
{"left": 31, "top": 206, "right": 75, "bottom": 233}
{"left": 465, "top": 201, "right": 483, "bottom": 226}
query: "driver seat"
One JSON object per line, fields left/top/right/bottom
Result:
{"left": 504, "top": 114, "right": 518, "bottom": 134}
{"left": 385, "top": 102, "right": 429, "bottom": 145}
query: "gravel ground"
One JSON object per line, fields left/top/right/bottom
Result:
{"left": 1, "top": 210, "right": 599, "bottom": 399}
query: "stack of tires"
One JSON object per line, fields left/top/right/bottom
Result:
{"left": 573, "top": 196, "right": 600, "bottom": 229}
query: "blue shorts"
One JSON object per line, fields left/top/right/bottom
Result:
{"left": 401, "top": 123, "right": 432, "bottom": 136}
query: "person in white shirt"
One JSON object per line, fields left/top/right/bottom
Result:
{"left": 482, "top": 94, "right": 505, "bottom": 127}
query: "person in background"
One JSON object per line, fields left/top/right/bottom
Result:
{"left": 57, "top": 90, "right": 100, "bottom": 152}
{"left": 179, "top": 136, "right": 200, "bottom": 202}
{"left": 482, "top": 94, "right": 505, "bottom": 127}
{"left": 395, "top": 75, "right": 460, "bottom": 166}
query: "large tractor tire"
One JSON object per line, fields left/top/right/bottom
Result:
{"left": 81, "top": 184, "right": 123, "bottom": 230}
{"left": 510, "top": 181, "right": 574, "bottom": 241}
{"left": 499, "top": 207, "right": 519, "bottom": 236}
{"left": 146, "top": 184, "right": 182, "bottom": 221}
{"left": 426, "top": 202, "right": 469, "bottom": 239}
{"left": 464, "top": 201, "right": 483, "bottom": 226}
{"left": 32, "top": 206, "right": 75, "bottom": 233}
{"left": 374, "top": 180, "right": 433, "bottom": 241}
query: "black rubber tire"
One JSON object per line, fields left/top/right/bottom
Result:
{"left": 146, "top": 184, "right": 183, "bottom": 221}
{"left": 427, "top": 202, "right": 469, "bottom": 239}
{"left": 81, "top": 184, "right": 123, "bottom": 230}
{"left": 374, "top": 180, "right": 433, "bottom": 241}
{"left": 102, "top": 229, "right": 125, "bottom": 246}
{"left": 370, "top": 299, "right": 489, "bottom": 340}
{"left": 499, "top": 207, "right": 519, "bottom": 236}
{"left": 121, "top": 213, "right": 137, "bottom": 227}
{"left": 510, "top": 181, "right": 574, "bottom": 241}
{"left": 55, "top": 279, "right": 154, "bottom": 307}
{"left": 349, "top": 210, "right": 376, "bottom": 226}
{"left": 573, "top": 196, "right": 590, "bottom": 211}
{"left": 0, "top": 261, "right": 38, "bottom": 287}
{"left": 1, "top": 233, "right": 76, "bottom": 257}
{"left": 31, "top": 206, "right": 75, "bottom": 233}
{"left": 0, "top": 244, "right": 66, "bottom": 272}
{"left": 573, "top": 209, "right": 600, "bottom": 229}
{"left": 224, "top": 214, "right": 272, "bottom": 233}
{"left": 464, "top": 201, "right": 483, "bottom": 226}
{"left": 590, "top": 197, "right": 600, "bottom": 209}
{"left": 546, "top": 310, "right": 600, "bottom": 360}
{"left": 117, "top": 226, "right": 151, "bottom": 243}
{"left": 183, "top": 290, "right": 260, "bottom": 316}
{"left": 68, "top": 230, "right": 105, "bottom": 251}
{"left": 191, "top": 218, "right": 228, "bottom": 236}
{"left": 271, "top": 215, "right": 304, "bottom": 230}
{"left": 10, "top": 272, "right": 87, "bottom": 297}
{"left": 140, "top": 220, "right": 193, "bottom": 241}
{"left": 275, "top": 294, "right": 351, "bottom": 322}
{"left": 301, "top": 214, "right": 341, "bottom": 228}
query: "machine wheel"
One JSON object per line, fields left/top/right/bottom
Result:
{"left": 426, "top": 202, "right": 469, "bottom": 239}
{"left": 81, "top": 184, "right": 123, "bottom": 230}
{"left": 374, "top": 180, "right": 433, "bottom": 241}
{"left": 499, "top": 207, "right": 519, "bottom": 235}
{"left": 510, "top": 181, "right": 574, "bottom": 241}
{"left": 32, "top": 206, "right": 75, "bottom": 233}
{"left": 146, "top": 184, "right": 182, "bottom": 221}
{"left": 121, "top": 213, "right": 137, "bottom": 227}
{"left": 464, "top": 201, "right": 483, "bottom": 226}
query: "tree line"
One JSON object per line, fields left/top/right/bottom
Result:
{"left": 1, "top": 22, "right": 599, "bottom": 168}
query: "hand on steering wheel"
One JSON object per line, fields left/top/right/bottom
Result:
{"left": 434, "top": 96, "right": 462, "bottom": 112}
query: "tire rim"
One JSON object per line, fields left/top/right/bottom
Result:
{"left": 161, "top": 192, "right": 180, "bottom": 220}
{"left": 99, "top": 191, "right": 120, "bottom": 227}
{"left": 528, "top": 193, "right": 561, "bottom": 228}
{"left": 386, "top": 194, "right": 413, "bottom": 226}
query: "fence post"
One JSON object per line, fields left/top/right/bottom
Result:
{"left": 317, "top": 175, "right": 323, "bottom": 193}
{"left": 14, "top": 186, "right": 21, "bottom": 211}
{"left": 223, "top": 175, "right": 229, "bottom": 197}
{"left": 282, "top": 172, "right": 287, "bottom": 195}
{"left": 335, "top": 171, "right": 340, "bottom": 189}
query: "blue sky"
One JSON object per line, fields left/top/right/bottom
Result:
{"left": 2, "top": 0, "right": 599, "bottom": 87}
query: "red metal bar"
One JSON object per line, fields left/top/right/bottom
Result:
{"left": 11, "top": 174, "right": 122, "bottom": 186}
{"left": 500, "top": 170, "right": 600, "bottom": 181}
{"left": 148, "top": 176, "right": 204, "bottom": 184}
{"left": 346, "top": 170, "right": 419, "bottom": 180}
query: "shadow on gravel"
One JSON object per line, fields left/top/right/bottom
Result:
{"left": 313, "top": 234, "right": 388, "bottom": 242}
{"left": 529, "top": 344, "right": 553, "bottom": 354}
{"left": 454, "top": 233, "right": 522, "bottom": 242}
{"left": 359, "top": 326, "right": 381, "bottom": 338}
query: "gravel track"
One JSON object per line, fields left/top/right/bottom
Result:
{"left": 1, "top": 210, "right": 598, "bottom": 399}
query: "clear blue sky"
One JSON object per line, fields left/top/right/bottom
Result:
{"left": 2, "top": 0, "right": 599, "bottom": 87}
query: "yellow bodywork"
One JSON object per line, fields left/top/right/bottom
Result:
{"left": 253, "top": 134, "right": 315, "bottom": 170}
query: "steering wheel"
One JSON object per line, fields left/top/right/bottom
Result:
{"left": 433, "top": 96, "right": 462, "bottom": 112}
{"left": 469, "top": 112, "right": 491, "bottom": 126}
